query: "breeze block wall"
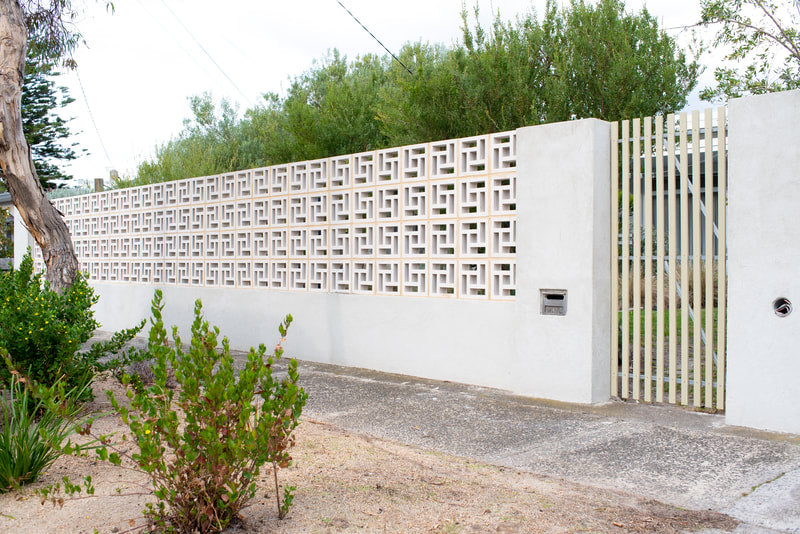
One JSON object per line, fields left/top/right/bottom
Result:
{"left": 20, "top": 120, "right": 612, "bottom": 404}
{"left": 46, "top": 133, "right": 518, "bottom": 299}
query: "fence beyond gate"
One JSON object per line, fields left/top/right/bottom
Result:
{"left": 611, "top": 109, "right": 727, "bottom": 411}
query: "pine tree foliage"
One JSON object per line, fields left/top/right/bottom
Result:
{"left": 21, "top": 52, "right": 81, "bottom": 189}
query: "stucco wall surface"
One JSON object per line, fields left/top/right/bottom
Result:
{"left": 726, "top": 89, "right": 800, "bottom": 434}
{"left": 84, "top": 119, "right": 612, "bottom": 405}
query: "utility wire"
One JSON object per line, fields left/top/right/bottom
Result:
{"left": 158, "top": 0, "right": 254, "bottom": 106}
{"left": 133, "top": 0, "right": 217, "bottom": 81}
{"left": 335, "top": 0, "right": 413, "bottom": 75}
{"left": 75, "top": 67, "right": 115, "bottom": 169}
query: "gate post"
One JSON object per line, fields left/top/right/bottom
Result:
{"left": 13, "top": 206, "right": 34, "bottom": 268}
{"left": 727, "top": 89, "right": 800, "bottom": 434}
{"left": 515, "top": 119, "right": 612, "bottom": 404}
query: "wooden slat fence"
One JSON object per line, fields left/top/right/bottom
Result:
{"left": 611, "top": 109, "right": 727, "bottom": 410}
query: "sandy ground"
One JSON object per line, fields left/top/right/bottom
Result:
{"left": 0, "top": 375, "right": 739, "bottom": 534}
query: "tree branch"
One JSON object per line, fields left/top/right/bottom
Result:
{"left": 752, "top": 0, "right": 800, "bottom": 59}
{"left": 710, "top": 2, "right": 800, "bottom": 61}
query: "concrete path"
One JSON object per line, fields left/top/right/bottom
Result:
{"left": 293, "top": 360, "right": 800, "bottom": 534}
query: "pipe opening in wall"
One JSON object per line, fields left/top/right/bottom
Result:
{"left": 773, "top": 297, "right": 792, "bottom": 318}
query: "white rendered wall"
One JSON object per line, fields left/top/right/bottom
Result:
{"left": 515, "top": 120, "right": 612, "bottom": 403}
{"left": 91, "top": 119, "right": 611, "bottom": 404}
{"left": 91, "top": 284, "right": 525, "bottom": 394}
{"left": 13, "top": 207, "right": 34, "bottom": 269}
{"left": 25, "top": 123, "right": 612, "bottom": 405}
{"left": 726, "top": 89, "right": 800, "bottom": 434}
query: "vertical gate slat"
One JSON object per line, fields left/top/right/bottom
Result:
{"left": 704, "top": 108, "right": 715, "bottom": 409}
{"left": 621, "top": 121, "right": 631, "bottom": 399}
{"left": 655, "top": 115, "right": 665, "bottom": 403}
{"left": 643, "top": 117, "right": 653, "bottom": 403}
{"left": 692, "top": 111, "right": 703, "bottom": 407}
{"left": 611, "top": 123, "right": 620, "bottom": 398}
{"left": 680, "top": 112, "right": 690, "bottom": 406}
{"left": 667, "top": 114, "right": 678, "bottom": 404}
{"left": 612, "top": 108, "right": 726, "bottom": 410}
{"left": 632, "top": 118, "right": 642, "bottom": 400}
{"left": 717, "top": 107, "right": 727, "bottom": 411}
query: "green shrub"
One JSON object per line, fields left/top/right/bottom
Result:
{"left": 0, "top": 254, "right": 97, "bottom": 392}
{"left": 0, "top": 253, "right": 143, "bottom": 398}
{"left": 82, "top": 324, "right": 151, "bottom": 383}
{"left": 102, "top": 289, "right": 307, "bottom": 533}
{"left": 0, "top": 350, "right": 87, "bottom": 493}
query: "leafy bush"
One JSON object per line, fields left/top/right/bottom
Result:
{"left": 0, "top": 254, "right": 97, "bottom": 392}
{"left": 0, "top": 350, "right": 86, "bottom": 493}
{"left": 82, "top": 324, "right": 152, "bottom": 384}
{"left": 0, "top": 253, "right": 143, "bottom": 398}
{"left": 101, "top": 289, "right": 307, "bottom": 533}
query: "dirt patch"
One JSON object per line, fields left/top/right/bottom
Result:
{"left": 0, "top": 376, "right": 739, "bottom": 533}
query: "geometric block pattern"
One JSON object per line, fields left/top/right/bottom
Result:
{"left": 51, "top": 131, "right": 517, "bottom": 300}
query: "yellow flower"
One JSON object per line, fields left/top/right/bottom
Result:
{"left": 145, "top": 429, "right": 151, "bottom": 435}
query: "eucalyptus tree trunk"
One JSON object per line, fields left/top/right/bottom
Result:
{"left": 0, "top": 0, "right": 77, "bottom": 293}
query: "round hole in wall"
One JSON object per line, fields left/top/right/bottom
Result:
{"left": 773, "top": 297, "right": 792, "bottom": 318}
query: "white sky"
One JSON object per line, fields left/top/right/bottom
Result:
{"left": 53, "top": 0, "right": 712, "bottom": 184}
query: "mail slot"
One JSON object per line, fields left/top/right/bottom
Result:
{"left": 541, "top": 289, "right": 567, "bottom": 316}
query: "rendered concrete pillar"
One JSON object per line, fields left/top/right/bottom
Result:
{"left": 726, "top": 89, "right": 800, "bottom": 434}
{"left": 514, "top": 119, "right": 612, "bottom": 404}
{"left": 13, "top": 207, "right": 34, "bottom": 268}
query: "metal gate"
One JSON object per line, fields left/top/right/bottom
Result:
{"left": 611, "top": 109, "right": 727, "bottom": 411}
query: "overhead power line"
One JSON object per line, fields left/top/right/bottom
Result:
{"left": 133, "top": 0, "right": 217, "bottom": 80}
{"left": 158, "top": 0, "right": 254, "bottom": 106}
{"left": 75, "top": 67, "right": 115, "bottom": 169}
{"left": 335, "top": 0, "right": 413, "bottom": 75}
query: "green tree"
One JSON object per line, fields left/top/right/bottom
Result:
{"left": 123, "top": 94, "right": 248, "bottom": 187}
{"left": 545, "top": 0, "right": 698, "bottom": 121}
{"left": 700, "top": 0, "right": 800, "bottom": 101}
{"left": 279, "top": 51, "right": 389, "bottom": 160}
{"left": 377, "top": 0, "right": 697, "bottom": 145}
{"left": 377, "top": 40, "right": 497, "bottom": 145}
{"left": 131, "top": 51, "right": 392, "bottom": 183}
{"left": 376, "top": 14, "right": 554, "bottom": 145}
{"left": 237, "top": 93, "right": 294, "bottom": 166}
{"left": 22, "top": 51, "right": 81, "bottom": 189}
